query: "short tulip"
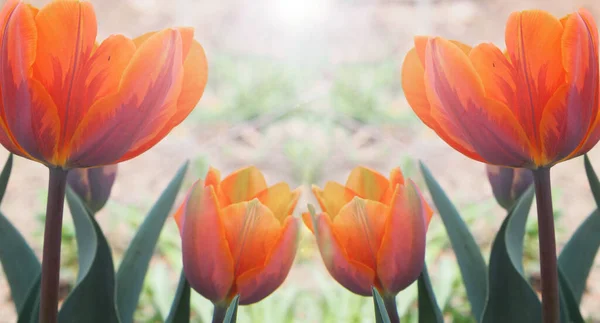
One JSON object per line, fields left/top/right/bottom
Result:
{"left": 303, "top": 166, "right": 433, "bottom": 297}
{"left": 174, "top": 166, "right": 301, "bottom": 306}
{"left": 401, "top": 9, "right": 599, "bottom": 168}
{"left": 0, "top": 0, "right": 207, "bottom": 168}
{"left": 67, "top": 164, "right": 117, "bottom": 213}
{"left": 486, "top": 165, "right": 533, "bottom": 210}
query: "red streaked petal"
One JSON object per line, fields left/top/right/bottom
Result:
{"left": 236, "top": 217, "right": 299, "bottom": 305}
{"left": 504, "top": 10, "right": 564, "bottom": 147}
{"left": 182, "top": 183, "right": 234, "bottom": 303}
{"left": 315, "top": 213, "right": 375, "bottom": 296}
{"left": 469, "top": 43, "right": 517, "bottom": 108}
{"left": 376, "top": 181, "right": 427, "bottom": 294}
{"left": 424, "top": 38, "right": 532, "bottom": 167}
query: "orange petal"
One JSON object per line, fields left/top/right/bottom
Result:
{"left": 0, "top": 2, "right": 60, "bottom": 163}
{"left": 381, "top": 167, "right": 404, "bottom": 204}
{"left": 424, "top": 38, "right": 532, "bottom": 167}
{"left": 236, "top": 217, "right": 299, "bottom": 305}
{"left": 205, "top": 167, "right": 221, "bottom": 188}
{"left": 314, "top": 182, "right": 358, "bottom": 218}
{"left": 33, "top": 0, "right": 97, "bottom": 153}
{"left": 182, "top": 183, "right": 234, "bottom": 303}
{"left": 315, "top": 213, "right": 375, "bottom": 296}
{"left": 376, "top": 182, "right": 427, "bottom": 294}
{"left": 219, "top": 200, "right": 281, "bottom": 277}
{"left": 504, "top": 10, "right": 565, "bottom": 146}
{"left": 301, "top": 211, "right": 315, "bottom": 233}
{"left": 254, "top": 182, "right": 294, "bottom": 221}
{"left": 332, "top": 197, "right": 388, "bottom": 270}
{"left": 219, "top": 166, "right": 268, "bottom": 204}
{"left": 345, "top": 166, "right": 389, "bottom": 201}
{"left": 469, "top": 43, "right": 517, "bottom": 108}
{"left": 67, "top": 29, "right": 184, "bottom": 167}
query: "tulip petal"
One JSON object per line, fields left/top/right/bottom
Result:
{"left": 504, "top": 10, "right": 564, "bottom": 147}
{"left": 381, "top": 167, "right": 404, "bottom": 204}
{"left": 220, "top": 200, "right": 281, "bottom": 277}
{"left": 332, "top": 197, "right": 388, "bottom": 270}
{"left": 68, "top": 29, "right": 184, "bottom": 167}
{"left": 315, "top": 213, "right": 375, "bottom": 296}
{"left": 424, "top": 38, "right": 532, "bottom": 167}
{"left": 301, "top": 211, "right": 315, "bottom": 233}
{"left": 219, "top": 166, "right": 268, "bottom": 204}
{"left": 236, "top": 217, "right": 299, "bottom": 305}
{"left": 345, "top": 166, "right": 389, "bottom": 201}
{"left": 34, "top": 0, "right": 98, "bottom": 152}
{"left": 205, "top": 167, "right": 221, "bottom": 188}
{"left": 182, "top": 183, "right": 234, "bottom": 303}
{"left": 313, "top": 182, "right": 357, "bottom": 218}
{"left": 0, "top": 2, "right": 60, "bottom": 163}
{"left": 254, "top": 182, "right": 294, "bottom": 221}
{"left": 376, "top": 181, "right": 427, "bottom": 294}
{"left": 469, "top": 43, "right": 517, "bottom": 109}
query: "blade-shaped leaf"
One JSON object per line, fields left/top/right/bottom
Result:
{"left": 224, "top": 295, "right": 240, "bottom": 323}
{"left": 165, "top": 271, "right": 191, "bottom": 323}
{"left": 418, "top": 265, "right": 443, "bottom": 323}
{"left": 16, "top": 274, "right": 40, "bottom": 323}
{"left": 115, "top": 162, "right": 188, "bottom": 323}
{"left": 419, "top": 162, "right": 487, "bottom": 321}
{"left": 58, "top": 187, "right": 119, "bottom": 323}
{"left": 558, "top": 266, "right": 584, "bottom": 323}
{"left": 372, "top": 287, "right": 391, "bottom": 323}
{"left": 584, "top": 155, "right": 600, "bottom": 208}
{"left": 0, "top": 153, "right": 13, "bottom": 204}
{"left": 482, "top": 186, "right": 540, "bottom": 323}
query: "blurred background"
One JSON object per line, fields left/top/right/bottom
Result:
{"left": 1, "top": 0, "right": 600, "bottom": 321}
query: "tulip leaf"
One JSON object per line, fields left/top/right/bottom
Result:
{"left": 165, "top": 271, "right": 191, "bottom": 323}
{"left": 0, "top": 154, "right": 41, "bottom": 314}
{"left": 372, "top": 287, "right": 391, "bottom": 323}
{"left": 584, "top": 154, "right": 600, "bottom": 208}
{"left": 224, "top": 294, "right": 240, "bottom": 323}
{"left": 418, "top": 265, "right": 443, "bottom": 323}
{"left": 58, "top": 187, "right": 120, "bottom": 323}
{"left": 419, "top": 162, "right": 487, "bottom": 321}
{"left": 16, "top": 274, "right": 40, "bottom": 323}
{"left": 482, "top": 186, "right": 541, "bottom": 323}
{"left": 558, "top": 266, "right": 584, "bottom": 323}
{"left": 558, "top": 209, "right": 600, "bottom": 304}
{"left": 116, "top": 162, "right": 189, "bottom": 323}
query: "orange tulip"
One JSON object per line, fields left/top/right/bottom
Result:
{"left": 0, "top": 0, "right": 207, "bottom": 168}
{"left": 401, "top": 9, "right": 599, "bottom": 169}
{"left": 174, "top": 166, "right": 301, "bottom": 305}
{"left": 303, "top": 166, "right": 433, "bottom": 296}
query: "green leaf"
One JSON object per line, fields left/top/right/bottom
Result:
{"left": 0, "top": 153, "right": 13, "bottom": 204}
{"left": 372, "top": 287, "right": 391, "bottom": 323}
{"left": 482, "top": 186, "right": 541, "bottom": 323}
{"left": 16, "top": 274, "right": 40, "bottom": 323}
{"left": 165, "top": 271, "right": 191, "bottom": 323}
{"left": 224, "top": 295, "right": 240, "bottom": 323}
{"left": 58, "top": 187, "right": 120, "bottom": 323}
{"left": 419, "top": 162, "right": 487, "bottom": 321}
{"left": 584, "top": 154, "right": 600, "bottom": 208}
{"left": 558, "top": 266, "right": 584, "bottom": 323}
{"left": 116, "top": 162, "right": 188, "bottom": 323}
{"left": 418, "top": 265, "right": 443, "bottom": 323}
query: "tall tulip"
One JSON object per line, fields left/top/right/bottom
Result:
{"left": 174, "top": 166, "right": 301, "bottom": 321}
{"left": 0, "top": 0, "right": 208, "bottom": 321}
{"left": 303, "top": 166, "right": 433, "bottom": 322}
{"left": 400, "top": 9, "right": 598, "bottom": 322}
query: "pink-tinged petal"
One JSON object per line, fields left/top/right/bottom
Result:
{"left": 67, "top": 29, "right": 184, "bottom": 167}
{"left": 376, "top": 181, "right": 427, "bottom": 294}
{"left": 504, "top": 10, "right": 564, "bottom": 149}
{"left": 182, "top": 182, "right": 234, "bottom": 303}
{"left": 424, "top": 38, "right": 532, "bottom": 167}
{"left": 0, "top": 2, "right": 60, "bottom": 163}
{"left": 219, "top": 166, "right": 268, "bottom": 204}
{"left": 345, "top": 166, "right": 389, "bottom": 201}
{"left": 315, "top": 213, "right": 375, "bottom": 296}
{"left": 236, "top": 217, "right": 299, "bottom": 305}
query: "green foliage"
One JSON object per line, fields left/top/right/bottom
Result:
{"left": 417, "top": 265, "right": 443, "bottom": 323}
{"left": 372, "top": 288, "right": 391, "bottom": 323}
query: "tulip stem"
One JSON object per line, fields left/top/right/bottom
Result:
{"left": 39, "top": 168, "right": 68, "bottom": 323}
{"left": 532, "top": 167, "right": 559, "bottom": 323}
{"left": 383, "top": 294, "right": 400, "bottom": 323}
{"left": 212, "top": 303, "right": 228, "bottom": 323}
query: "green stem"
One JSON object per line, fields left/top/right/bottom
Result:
{"left": 212, "top": 303, "right": 228, "bottom": 323}
{"left": 383, "top": 293, "right": 400, "bottom": 323}
{"left": 39, "top": 168, "right": 68, "bottom": 323}
{"left": 533, "top": 168, "right": 560, "bottom": 323}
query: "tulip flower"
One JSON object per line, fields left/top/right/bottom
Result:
{"left": 174, "top": 166, "right": 301, "bottom": 321}
{"left": 400, "top": 9, "right": 598, "bottom": 322}
{"left": 0, "top": 1, "right": 207, "bottom": 321}
{"left": 486, "top": 165, "right": 533, "bottom": 210}
{"left": 67, "top": 164, "right": 117, "bottom": 213}
{"left": 303, "top": 166, "right": 433, "bottom": 322}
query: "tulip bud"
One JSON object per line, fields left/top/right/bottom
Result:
{"left": 67, "top": 165, "right": 117, "bottom": 213}
{"left": 486, "top": 165, "right": 533, "bottom": 210}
